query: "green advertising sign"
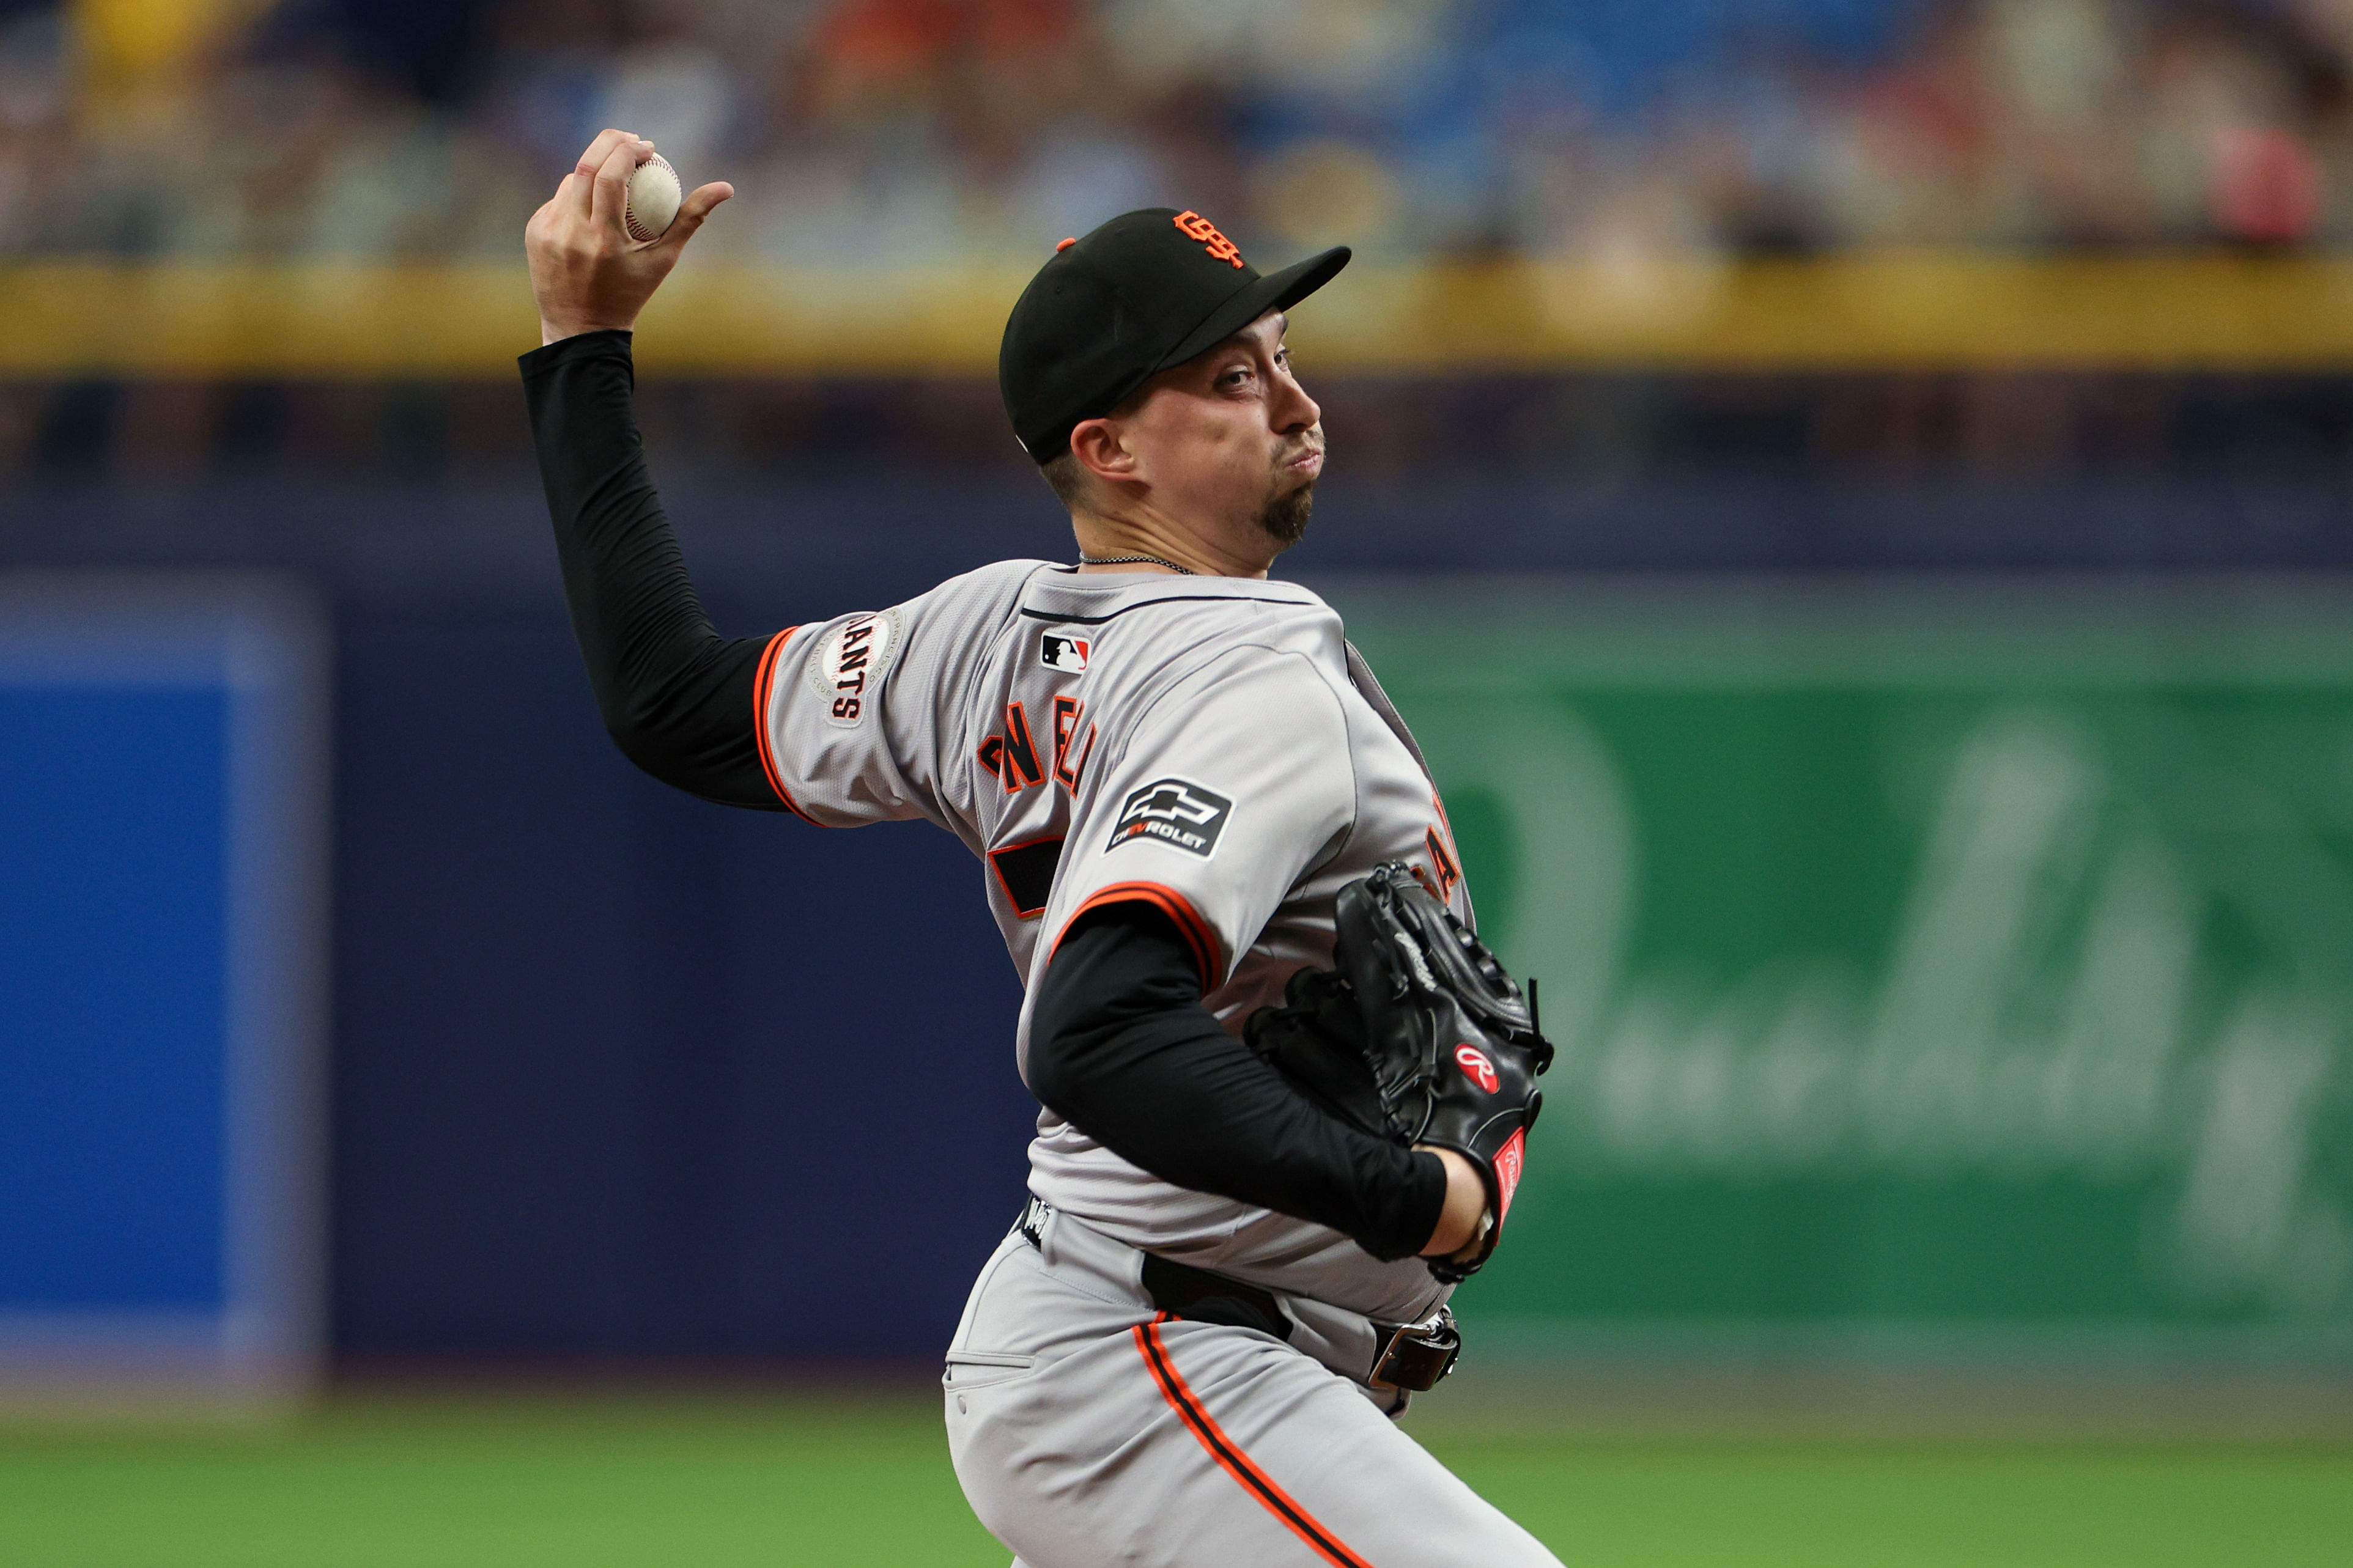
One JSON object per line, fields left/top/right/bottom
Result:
{"left": 1331, "top": 578, "right": 2353, "bottom": 1352}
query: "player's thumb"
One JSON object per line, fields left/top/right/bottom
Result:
{"left": 663, "top": 183, "right": 734, "bottom": 249}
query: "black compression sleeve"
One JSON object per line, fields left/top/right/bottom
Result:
{"left": 519, "top": 329, "right": 783, "bottom": 810}
{"left": 1027, "top": 903, "right": 1449, "bottom": 1262}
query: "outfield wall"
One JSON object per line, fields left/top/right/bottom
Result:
{"left": 3, "top": 382, "right": 2351, "bottom": 1373}
{"left": 0, "top": 577, "right": 328, "bottom": 1404}
{"left": 1340, "top": 577, "right": 2353, "bottom": 1354}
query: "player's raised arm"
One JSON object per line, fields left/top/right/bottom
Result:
{"left": 516, "top": 133, "right": 782, "bottom": 809}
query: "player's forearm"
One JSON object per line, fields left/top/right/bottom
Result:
{"left": 1029, "top": 905, "right": 1450, "bottom": 1261}
{"left": 519, "top": 329, "right": 782, "bottom": 809}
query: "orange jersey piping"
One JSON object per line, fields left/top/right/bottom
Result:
{"left": 1053, "top": 882, "right": 1221, "bottom": 992}
{"left": 750, "top": 627, "right": 824, "bottom": 826}
{"left": 1132, "top": 1319, "right": 1380, "bottom": 1568}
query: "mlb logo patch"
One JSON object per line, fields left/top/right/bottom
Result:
{"left": 1040, "top": 632, "right": 1090, "bottom": 673}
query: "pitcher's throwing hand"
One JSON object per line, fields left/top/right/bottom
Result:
{"left": 524, "top": 130, "right": 732, "bottom": 345}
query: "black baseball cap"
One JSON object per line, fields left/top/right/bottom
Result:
{"left": 999, "top": 208, "right": 1350, "bottom": 464}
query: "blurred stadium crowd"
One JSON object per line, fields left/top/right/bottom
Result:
{"left": 8, "top": 0, "right": 2353, "bottom": 265}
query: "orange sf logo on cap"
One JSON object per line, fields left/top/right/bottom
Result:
{"left": 1173, "top": 210, "right": 1244, "bottom": 269}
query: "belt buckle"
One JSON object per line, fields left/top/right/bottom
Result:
{"left": 1017, "top": 1194, "right": 1053, "bottom": 1250}
{"left": 1369, "top": 1306, "right": 1461, "bottom": 1392}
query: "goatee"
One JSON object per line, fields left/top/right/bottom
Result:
{"left": 1260, "top": 480, "right": 1315, "bottom": 547}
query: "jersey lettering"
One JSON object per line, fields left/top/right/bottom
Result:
{"left": 1424, "top": 825, "right": 1461, "bottom": 901}
{"left": 977, "top": 702, "right": 1047, "bottom": 792}
{"left": 987, "top": 834, "right": 1065, "bottom": 919}
{"left": 1051, "top": 696, "right": 1096, "bottom": 792}
{"left": 1000, "top": 702, "right": 1045, "bottom": 790}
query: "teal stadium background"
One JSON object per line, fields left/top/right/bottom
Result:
{"left": 1338, "top": 578, "right": 2353, "bottom": 1348}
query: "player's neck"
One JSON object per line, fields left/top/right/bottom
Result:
{"left": 1068, "top": 506, "right": 1274, "bottom": 580}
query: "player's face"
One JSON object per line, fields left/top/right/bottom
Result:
{"left": 1120, "top": 312, "right": 1324, "bottom": 561}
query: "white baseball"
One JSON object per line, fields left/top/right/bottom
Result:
{"left": 625, "top": 153, "right": 682, "bottom": 242}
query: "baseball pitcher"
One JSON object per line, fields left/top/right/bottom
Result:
{"left": 523, "top": 128, "right": 1564, "bottom": 1568}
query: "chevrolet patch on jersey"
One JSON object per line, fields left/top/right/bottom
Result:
{"left": 1108, "top": 778, "right": 1232, "bottom": 858}
{"left": 1039, "top": 631, "right": 1090, "bottom": 672}
{"left": 805, "top": 609, "right": 902, "bottom": 727}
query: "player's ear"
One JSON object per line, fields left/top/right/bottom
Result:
{"left": 1069, "top": 417, "right": 1138, "bottom": 487}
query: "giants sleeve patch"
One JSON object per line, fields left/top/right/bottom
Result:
{"left": 1106, "top": 779, "right": 1232, "bottom": 858}
{"left": 803, "top": 609, "right": 902, "bottom": 727}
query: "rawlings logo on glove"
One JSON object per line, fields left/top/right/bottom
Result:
{"left": 1245, "top": 863, "right": 1554, "bottom": 1281}
{"left": 1454, "top": 1045, "right": 1499, "bottom": 1093}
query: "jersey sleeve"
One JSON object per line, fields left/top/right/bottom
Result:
{"left": 1044, "top": 646, "right": 1356, "bottom": 988}
{"left": 752, "top": 605, "right": 933, "bottom": 827}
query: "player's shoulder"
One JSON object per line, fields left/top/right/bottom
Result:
{"left": 1018, "top": 572, "right": 1354, "bottom": 738}
{"left": 906, "top": 564, "right": 1351, "bottom": 705}
{"left": 1016, "top": 569, "right": 1343, "bottom": 656}
{"left": 873, "top": 559, "right": 1060, "bottom": 667}
{"left": 904, "top": 558, "right": 1063, "bottom": 622}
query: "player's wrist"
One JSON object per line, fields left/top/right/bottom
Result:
{"left": 1416, "top": 1146, "right": 1488, "bottom": 1258}
{"left": 540, "top": 312, "right": 638, "bottom": 346}
{"left": 1448, "top": 1206, "right": 1494, "bottom": 1264}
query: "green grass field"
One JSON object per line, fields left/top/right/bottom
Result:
{"left": 4, "top": 1390, "right": 2347, "bottom": 1567}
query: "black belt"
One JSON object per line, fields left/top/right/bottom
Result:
{"left": 1016, "top": 1196, "right": 1460, "bottom": 1392}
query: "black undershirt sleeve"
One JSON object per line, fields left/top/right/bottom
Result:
{"left": 1028, "top": 902, "right": 1450, "bottom": 1262}
{"left": 519, "top": 329, "right": 783, "bottom": 810}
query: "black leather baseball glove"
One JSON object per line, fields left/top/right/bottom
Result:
{"left": 1245, "top": 862, "right": 1553, "bottom": 1282}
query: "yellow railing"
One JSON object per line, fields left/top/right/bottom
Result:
{"left": 14, "top": 254, "right": 2353, "bottom": 376}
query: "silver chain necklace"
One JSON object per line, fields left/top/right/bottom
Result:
{"left": 1077, "top": 552, "right": 1195, "bottom": 575}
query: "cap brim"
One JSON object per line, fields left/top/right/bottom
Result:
{"left": 1151, "top": 245, "right": 1352, "bottom": 375}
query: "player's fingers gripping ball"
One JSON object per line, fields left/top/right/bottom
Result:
{"left": 625, "top": 152, "right": 683, "bottom": 241}
{"left": 1247, "top": 863, "right": 1553, "bottom": 1281}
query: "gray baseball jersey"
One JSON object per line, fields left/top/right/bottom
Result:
{"left": 754, "top": 561, "right": 1474, "bottom": 1325}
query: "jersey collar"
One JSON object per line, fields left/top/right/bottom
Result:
{"left": 1021, "top": 565, "right": 1321, "bottom": 625}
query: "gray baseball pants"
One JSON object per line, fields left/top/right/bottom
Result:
{"left": 943, "top": 1204, "right": 1564, "bottom": 1568}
